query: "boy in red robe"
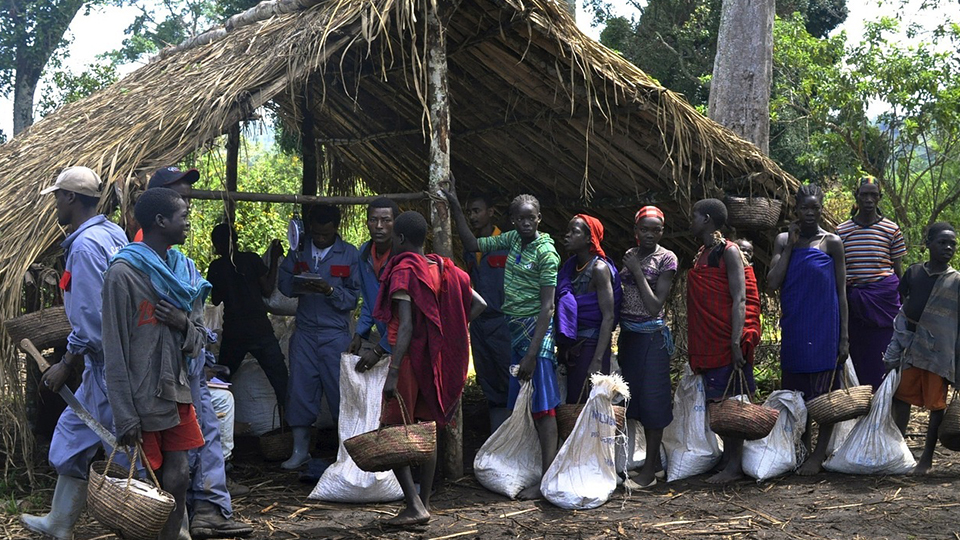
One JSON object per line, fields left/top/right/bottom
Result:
{"left": 355, "top": 211, "right": 486, "bottom": 526}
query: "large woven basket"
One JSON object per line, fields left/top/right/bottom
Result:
{"left": 807, "top": 385, "right": 873, "bottom": 425}
{"left": 725, "top": 196, "right": 783, "bottom": 231}
{"left": 88, "top": 445, "right": 175, "bottom": 540}
{"left": 344, "top": 395, "right": 436, "bottom": 472}
{"left": 3, "top": 306, "right": 70, "bottom": 350}
{"left": 938, "top": 391, "right": 960, "bottom": 451}
{"left": 708, "top": 399, "right": 779, "bottom": 440}
{"left": 557, "top": 404, "right": 626, "bottom": 440}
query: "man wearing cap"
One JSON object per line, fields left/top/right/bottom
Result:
{"left": 22, "top": 167, "right": 129, "bottom": 540}
{"left": 141, "top": 166, "right": 252, "bottom": 539}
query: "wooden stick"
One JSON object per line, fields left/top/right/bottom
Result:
{"left": 186, "top": 188, "right": 427, "bottom": 205}
{"left": 499, "top": 508, "right": 538, "bottom": 518}
{"left": 428, "top": 531, "right": 480, "bottom": 540}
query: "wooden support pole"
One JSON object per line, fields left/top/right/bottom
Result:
{"left": 185, "top": 189, "right": 427, "bottom": 205}
{"left": 225, "top": 123, "right": 240, "bottom": 223}
{"left": 301, "top": 95, "right": 318, "bottom": 209}
{"left": 426, "top": 0, "right": 462, "bottom": 481}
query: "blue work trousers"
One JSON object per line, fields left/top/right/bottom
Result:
{"left": 286, "top": 329, "right": 349, "bottom": 428}
{"left": 187, "top": 357, "right": 232, "bottom": 518}
{"left": 49, "top": 358, "right": 130, "bottom": 478}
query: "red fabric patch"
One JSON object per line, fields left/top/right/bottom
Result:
{"left": 330, "top": 265, "right": 351, "bottom": 277}
{"left": 532, "top": 409, "right": 556, "bottom": 420}
{"left": 140, "top": 403, "right": 205, "bottom": 470}
{"left": 137, "top": 300, "right": 158, "bottom": 327}
{"left": 294, "top": 262, "right": 310, "bottom": 274}
{"left": 59, "top": 271, "right": 72, "bottom": 292}
{"left": 487, "top": 255, "right": 507, "bottom": 268}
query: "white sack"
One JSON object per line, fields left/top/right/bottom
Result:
{"left": 262, "top": 250, "right": 298, "bottom": 316}
{"left": 541, "top": 373, "right": 630, "bottom": 510}
{"left": 823, "top": 369, "right": 916, "bottom": 475}
{"left": 662, "top": 365, "right": 722, "bottom": 482}
{"left": 309, "top": 353, "right": 403, "bottom": 502}
{"left": 743, "top": 390, "right": 808, "bottom": 481}
{"left": 473, "top": 381, "right": 542, "bottom": 498}
{"left": 825, "top": 357, "right": 860, "bottom": 456}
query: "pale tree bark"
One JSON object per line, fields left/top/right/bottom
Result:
{"left": 707, "top": 0, "right": 775, "bottom": 154}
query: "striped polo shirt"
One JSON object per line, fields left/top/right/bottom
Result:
{"left": 836, "top": 217, "right": 907, "bottom": 285}
{"left": 477, "top": 229, "right": 560, "bottom": 317}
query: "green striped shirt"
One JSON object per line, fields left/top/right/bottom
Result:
{"left": 477, "top": 230, "right": 560, "bottom": 317}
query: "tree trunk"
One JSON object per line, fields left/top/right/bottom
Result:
{"left": 707, "top": 0, "right": 775, "bottom": 154}
{"left": 426, "top": 0, "right": 461, "bottom": 481}
{"left": 13, "top": 56, "right": 42, "bottom": 135}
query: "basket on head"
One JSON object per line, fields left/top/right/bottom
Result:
{"left": 806, "top": 368, "right": 873, "bottom": 425}
{"left": 87, "top": 445, "right": 175, "bottom": 540}
{"left": 3, "top": 306, "right": 71, "bottom": 351}
{"left": 344, "top": 394, "right": 436, "bottom": 472}
{"left": 556, "top": 404, "right": 626, "bottom": 439}
{"left": 724, "top": 196, "right": 783, "bottom": 231}
{"left": 706, "top": 367, "right": 779, "bottom": 440}
{"left": 938, "top": 390, "right": 960, "bottom": 451}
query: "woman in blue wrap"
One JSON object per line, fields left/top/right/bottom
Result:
{"left": 767, "top": 183, "right": 849, "bottom": 476}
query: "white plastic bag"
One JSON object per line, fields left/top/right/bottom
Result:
{"left": 541, "top": 373, "right": 630, "bottom": 510}
{"left": 662, "top": 365, "right": 722, "bottom": 482}
{"left": 262, "top": 250, "right": 298, "bottom": 316}
{"left": 309, "top": 353, "right": 403, "bottom": 502}
{"left": 823, "top": 369, "right": 916, "bottom": 475}
{"left": 825, "top": 357, "right": 860, "bottom": 456}
{"left": 473, "top": 381, "right": 542, "bottom": 498}
{"left": 743, "top": 390, "right": 807, "bottom": 481}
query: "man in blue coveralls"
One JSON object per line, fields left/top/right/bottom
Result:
{"left": 463, "top": 194, "right": 513, "bottom": 431}
{"left": 145, "top": 167, "right": 251, "bottom": 539}
{"left": 347, "top": 197, "right": 400, "bottom": 371}
{"left": 278, "top": 204, "right": 360, "bottom": 469}
{"left": 22, "top": 167, "right": 129, "bottom": 540}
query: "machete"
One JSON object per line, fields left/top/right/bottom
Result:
{"left": 20, "top": 338, "right": 118, "bottom": 449}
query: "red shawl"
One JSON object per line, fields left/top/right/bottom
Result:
{"left": 575, "top": 214, "right": 606, "bottom": 258}
{"left": 373, "top": 252, "right": 473, "bottom": 427}
{"left": 687, "top": 259, "right": 762, "bottom": 371}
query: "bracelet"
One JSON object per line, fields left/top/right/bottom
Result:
{"left": 389, "top": 364, "right": 400, "bottom": 371}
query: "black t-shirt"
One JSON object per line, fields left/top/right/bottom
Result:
{"left": 898, "top": 263, "right": 942, "bottom": 331}
{"left": 207, "top": 251, "right": 274, "bottom": 336}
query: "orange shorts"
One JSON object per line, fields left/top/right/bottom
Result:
{"left": 381, "top": 358, "right": 434, "bottom": 426}
{"left": 894, "top": 367, "right": 948, "bottom": 411}
{"left": 141, "top": 403, "right": 205, "bottom": 470}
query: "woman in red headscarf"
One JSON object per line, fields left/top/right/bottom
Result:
{"left": 555, "top": 215, "right": 622, "bottom": 405}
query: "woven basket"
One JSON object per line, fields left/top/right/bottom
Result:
{"left": 938, "top": 390, "right": 960, "bottom": 451}
{"left": 344, "top": 395, "right": 436, "bottom": 472}
{"left": 725, "top": 196, "right": 783, "bottom": 231}
{"left": 557, "top": 404, "right": 626, "bottom": 440}
{"left": 259, "top": 426, "right": 318, "bottom": 461}
{"left": 806, "top": 369, "right": 873, "bottom": 425}
{"left": 3, "top": 306, "right": 70, "bottom": 350}
{"left": 708, "top": 399, "right": 779, "bottom": 440}
{"left": 88, "top": 445, "right": 175, "bottom": 540}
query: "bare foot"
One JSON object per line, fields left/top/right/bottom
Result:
{"left": 516, "top": 484, "right": 542, "bottom": 500}
{"left": 705, "top": 468, "right": 743, "bottom": 484}
{"left": 632, "top": 467, "right": 657, "bottom": 488}
{"left": 796, "top": 457, "right": 823, "bottom": 476}
{"left": 911, "top": 461, "right": 933, "bottom": 475}
{"left": 384, "top": 507, "right": 430, "bottom": 528}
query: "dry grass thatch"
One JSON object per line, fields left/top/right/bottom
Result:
{"left": 0, "top": 0, "right": 806, "bottom": 466}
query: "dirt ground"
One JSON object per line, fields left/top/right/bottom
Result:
{"left": 6, "top": 403, "right": 960, "bottom": 540}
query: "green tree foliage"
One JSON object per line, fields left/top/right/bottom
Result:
{"left": 36, "top": 59, "right": 118, "bottom": 116}
{"left": 773, "top": 14, "right": 960, "bottom": 264}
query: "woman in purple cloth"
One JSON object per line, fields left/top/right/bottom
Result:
{"left": 835, "top": 176, "right": 906, "bottom": 391}
{"left": 767, "top": 183, "right": 849, "bottom": 475}
{"left": 618, "top": 205, "right": 677, "bottom": 488}
{"left": 556, "top": 214, "right": 621, "bottom": 404}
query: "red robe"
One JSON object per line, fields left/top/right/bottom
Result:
{"left": 687, "top": 244, "right": 762, "bottom": 371}
{"left": 374, "top": 252, "right": 472, "bottom": 427}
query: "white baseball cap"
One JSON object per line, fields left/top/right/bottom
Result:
{"left": 40, "top": 166, "right": 102, "bottom": 198}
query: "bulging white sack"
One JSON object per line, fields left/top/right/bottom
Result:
{"left": 309, "top": 353, "right": 403, "bottom": 502}
{"left": 473, "top": 381, "right": 542, "bottom": 499}
{"left": 743, "top": 390, "right": 808, "bottom": 481}
{"left": 825, "top": 357, "right": 860, "bottom": 457}
{"left": 662, "top": 365, "right": 722, "bottom": 482}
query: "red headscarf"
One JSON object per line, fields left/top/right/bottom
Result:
{"left": 574, "top": 214, "right": 606, "bottom": 258}
{"left": 635, "top": 205, "right": 665, "bottom": 224}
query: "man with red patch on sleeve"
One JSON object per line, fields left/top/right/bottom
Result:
{"left": 277, "top": 204, "right": 360, "bottom": 469}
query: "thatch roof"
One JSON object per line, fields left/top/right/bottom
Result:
{"left": 0, "top": 0, "right": 802, "bottom": 322}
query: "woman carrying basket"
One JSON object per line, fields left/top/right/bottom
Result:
{"left": 687, "top": 199, "right": 762, "bottom": 484}
{"left": 355, "top": 211, "right": 486, "bottom": 527}
{"left": 767, "top": 183, "right": 849, "bottom": 475}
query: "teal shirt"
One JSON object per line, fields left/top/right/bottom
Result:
{"left": 478, "top": 230, "right": 560, "bottom": 317}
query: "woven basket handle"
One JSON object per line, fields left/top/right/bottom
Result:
{"left": 391, "top": 393, "right": 414, "bottom": 435}
{"left": 135, "top": 441, "right": 163, "bottom": 489}
{"left": 719, "top": 366, "right": 755, "bottom": 404}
